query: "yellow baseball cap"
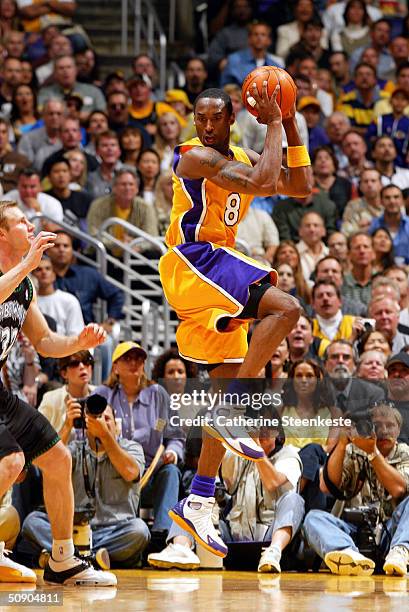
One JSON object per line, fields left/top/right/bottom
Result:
{"left": 297, "top": 96, "right": 321, "bottom": 112}
{"left": 165, "top": 89, "right": 193, "bottom": 110}
{"left": 112, "top": 341, "right": 147, "bottom": 363}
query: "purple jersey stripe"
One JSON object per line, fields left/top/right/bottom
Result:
{"left": 180, "top": 178, "right": 205, "bottom": 243}
{"left": 172, "top": 146, "right": 181, "bottom": 172}
{"left": 177, "top": 242, "right": 269, "bottom": 307}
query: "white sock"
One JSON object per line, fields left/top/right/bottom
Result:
{"left": 51, "top": 539, "right": 75, "bottom": 562}
{"left": 269, "top": 544, "right": 282, "bottom": 556}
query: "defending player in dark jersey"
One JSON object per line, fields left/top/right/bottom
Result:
{"left": 0, "top": 201, "right": 116, "bottom": 586}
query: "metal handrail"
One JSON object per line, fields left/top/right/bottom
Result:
{"left": 96, "top": 218, "right": 176, "bottom": 350}
{"left": 121, "top": 0, "right": 167, "bottom": 94}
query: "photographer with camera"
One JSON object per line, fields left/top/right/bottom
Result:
{"left": 22, "top": 403, "right": 150, "bottom": 568}
{"left": 38, "top": 350, "right": 96, "bottom": 445}
{"left": 303, "top": 402, "right": 409, "bottom": 576}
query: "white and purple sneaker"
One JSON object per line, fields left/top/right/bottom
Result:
{"left": 203, "top": 405, "right": 264, "bottom": 462}
{"left": 169, "top": 494, "right": 228, "bottom": 558}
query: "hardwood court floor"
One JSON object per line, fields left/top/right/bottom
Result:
{"left": 0, "top": 570, "right": 408, "bottom": 611}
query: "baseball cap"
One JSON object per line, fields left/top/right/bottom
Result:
{"left": 297, "top": 96, "right": 321, "bottom": 112}
{"left": 386, "top": 352, "right": 409, "bottom": 370}
{"left": 165, "top": 89, "right": 193, "bottom": 110}
{"left": 112, "top": 341, "right": 147, "bottom": 363}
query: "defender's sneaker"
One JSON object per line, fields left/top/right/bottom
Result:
{"left": 203, "top": 405, "right": 264, "bottom": 462}
{"left": 383, "top": 546, "right": 409, "bottom": 576}
{"left": 169, "top": 494, "right": 228, "bottom": 558}
{"left": 324, "top": 547, "right": 375, "bottom": 576}
{"left": 0, "top": 541, "right": 37, "bottom": 583}
{"left": 43, "top": 555, "right": 117, "bottom": 586}
{"left": 258, "top": 547, "right": 282, "bottom": 573}
{"left": 148, "top": 543, "right": 200, "bottom": 570}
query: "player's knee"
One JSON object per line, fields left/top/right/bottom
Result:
{"left": 54, "top": 444, "right": 72, "bottom": 475}
{"left": 283, "top": 294, "right": 302, "bottom": 323}
{"left": 41, "top": 442, "right": 71, "bottom": 477}
{"left": 1, "top": 451, "right": 25, "bottom": 482}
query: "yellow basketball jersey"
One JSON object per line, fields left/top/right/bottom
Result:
{"left": 165, "top": 137, "right": 254, "bottom": 248}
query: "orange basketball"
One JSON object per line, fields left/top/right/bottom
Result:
{"left": 241, "top": 66, "right": 297, "bottom": 118}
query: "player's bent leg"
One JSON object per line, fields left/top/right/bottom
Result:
{"left": 239, "top": 286, "right": 301, "bottom": 378}
{"left": 34, "top": 444, "right": 117, "bottom": 587}
{"left": 33, "top": 442, "right": 73, "bottom": 540}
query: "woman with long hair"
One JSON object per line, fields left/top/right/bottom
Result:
{"left": 136, "top": 148, "right": 161, "bottom": 207}
{"left": 280, "top": 359, "right": 338, "bottom": 452}
{"left": 10, "top": 84, "right": 40, "bottom": 139}
{"left": 280, "top": 359, "right": 340, "bottom": 511}
{"left": 95, "top": 342, "right": 184, "bottom": 535}
{"left": 20, "top": 60, "right": 38, "bottom": 90}
{"left": 371, "top": 227, "right": 395, "bottom": 273}
{"left": 277, "top": 262, "right": 306, "bottom": 307}
{"left": 331, "top": 0, "right": 371, "bottom": 56}
{"left": 276, "top": 0, "right": 325, "bottom": 59}
{"left": 120, "top": 126, "right": 144, "bottom": 168}
{"left": 155, "top": 112, "right": 182, "bottom": 173}
{"left": 64, "top": 148, "right": 88, "bottom": 190}
{"left": 0, "top": 0, "right": 18, "bottom": 36}
{"left": 273, "top": 240, "right": 311, "bottom": 304}
{"left": 152, "top": 347, "right": 198, "bottom": 395}
{"left": 312, "top": 145, "right": 352, "bottom": 219}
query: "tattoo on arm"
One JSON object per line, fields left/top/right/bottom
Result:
{"left": 219, "top": 162, "right": 252, "bottom": 188}
{"left": 199, "top": 151, "right": 224, "bottom": 168}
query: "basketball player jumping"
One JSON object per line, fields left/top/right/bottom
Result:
{"left": 159, "top": 82, "right": 312, "bottom": 557}
{"left": 0, "top": 202, "right": 116, "bottom": 586}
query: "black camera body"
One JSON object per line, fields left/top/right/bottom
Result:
{"left": 342, "top": 506, "right": 379, "bottom": 562}
{"left": 348, "top": 409, "right": 375, "bottom": 437}
{"left": 73, "top": 394, "right": 108, "bottom": 429}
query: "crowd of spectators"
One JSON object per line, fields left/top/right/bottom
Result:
{"left": 1, "top": 0, "right": 409, "bottom": 579}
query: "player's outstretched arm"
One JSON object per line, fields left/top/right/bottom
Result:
{"left": 22, "top": 294, "right": 106, "bottom": 358}
{"left": 279, "top": 107, "right": 313, "bottom": 197}
{"left": 0, "top": 232, "right": 56, "bottom": 305}
{"left": 177, "top": 82, "right": 283, "bottom": 197}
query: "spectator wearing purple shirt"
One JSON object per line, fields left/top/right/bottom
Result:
{"left": 95, "top": 342, "right": 185, "bottom": 535}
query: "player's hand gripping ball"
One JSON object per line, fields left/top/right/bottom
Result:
{"left": 242, "top": 66, "right": 297, "bottom": 118}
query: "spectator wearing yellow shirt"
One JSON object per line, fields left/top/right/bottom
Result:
{"left": 311, "top": 280, "right": 355, "bottom": 357}
{"left": 127, "top": 74, "right": 185, "bottom": 137}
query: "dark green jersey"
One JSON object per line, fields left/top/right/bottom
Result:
{"left": 0, "top": 276, "right": 33, "bottom": 370}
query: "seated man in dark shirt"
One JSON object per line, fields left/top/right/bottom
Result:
{"left": 48, "top": 230, "right": 125, "bottom": 380}
{"left": 46, "top": 159, "right": 92, "bottom": 232}
{"left": 48, "top": 230, "right": 125, "bottom": 325}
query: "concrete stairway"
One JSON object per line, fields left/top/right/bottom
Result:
{"left": 75, "top": 0, "right": 190, "bottom": 80}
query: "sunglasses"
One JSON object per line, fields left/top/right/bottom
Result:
{"left": 67, "top": 357, "right": 94, "bottom": 368}
{"left": 109, "top": 103, "right": 126, "bottom": 110}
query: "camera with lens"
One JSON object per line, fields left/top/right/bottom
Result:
{"left": 73, "top": 394, "right": 108, "bottom": 429}
{"left": 342, "top": 506, "right": 379, "bottom": 562}
{"left": 73, "top": 507, "right": 110, "bottom": 570}
{"left": 348, "top": 409, "right": 375, "bottom": 438}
